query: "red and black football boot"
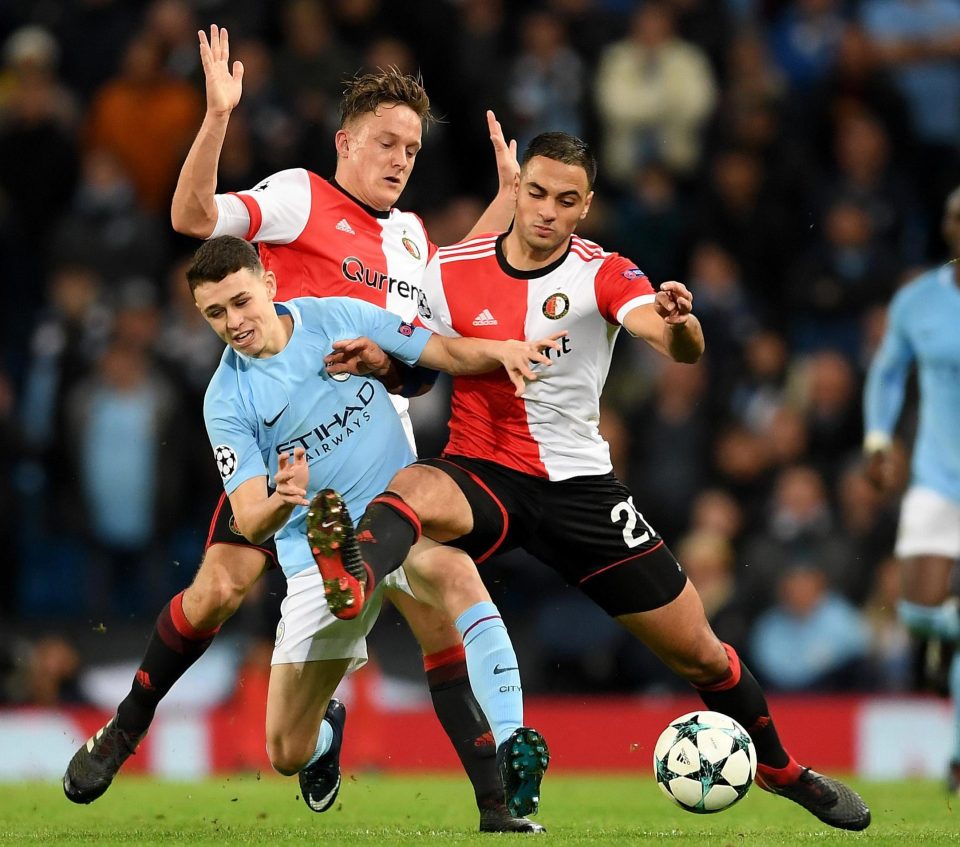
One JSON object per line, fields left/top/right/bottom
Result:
{"left": 306, "top": 490, "right": 367, "bottom": 620}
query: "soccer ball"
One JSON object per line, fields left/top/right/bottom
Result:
{"left": 653, "top": 710, "right": 757, "bottom": 813}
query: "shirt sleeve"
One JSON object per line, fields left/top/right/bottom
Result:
{"left": 203, "top": 374, "right": 268, "bottom": 495}
{"left": 211, "top": 168, "right": 312, "bottom": 244}
{"left": 210, "top": 194, "right": 252, "bottom": 239}
{"left": 326, "top": 297, "right": 433, "bottom": 366}
{"left": 594, "top": 253, "right": 657, "bottom": 325}
{"left": 863, "top": 288, "right": 916, "bottom": 446}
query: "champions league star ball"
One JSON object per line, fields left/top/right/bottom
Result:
{"left": 653, "top": 710, "right": 757, "bottom": 813}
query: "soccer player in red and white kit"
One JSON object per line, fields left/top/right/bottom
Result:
{"left": 63, "top": 25, "right": 543, "bottom": 833}
{"left": 317, "top": 132, "right": 872, "bottom": 831}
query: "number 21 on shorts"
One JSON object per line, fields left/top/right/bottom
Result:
{"left": 610, "top": 497, "right": 656, "bottom": 548}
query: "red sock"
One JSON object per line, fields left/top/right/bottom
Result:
{"left": 757, "top": 759, "right": 805, "bottom": 787}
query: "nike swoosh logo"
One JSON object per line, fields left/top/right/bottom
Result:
{"left": 264, "top": 404, "right": 289, "bottom": 427}
{"left": 306, "top": 774, "right": 340, "bottom": 811}
{"left": 493, "top": 664, "right": 518, "bottom": 675}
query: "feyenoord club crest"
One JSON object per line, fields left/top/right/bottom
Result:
{"left": 542, "top": 292, "right": 570, "bottom": 320}
{"left": 402, "top": 236, "right": 420, "bottom": 260}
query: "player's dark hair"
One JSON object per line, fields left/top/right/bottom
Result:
{"left": 521, "top": 132, "right": 598, "bottom": 188}
{"left": 340, "top": 67, "right": 433, "bottom": 128}
{"left": 186, "top": 236, "right": 262, "bottom": 294}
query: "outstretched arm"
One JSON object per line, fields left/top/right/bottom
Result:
{"left": 171, "top": 25, "right": 244, "bottom": 237}
{"left": 326, "top": 333, "right": 566, "bottom": 397}
{"left": 462, "top": 111, "right": 519, "bottom": 239}
{"left": 622, "top": 281, "right": 704, "bottom": 363}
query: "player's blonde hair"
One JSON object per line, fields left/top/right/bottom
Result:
{"left": 339, "top": 67, "right": 433, "bottom": 128}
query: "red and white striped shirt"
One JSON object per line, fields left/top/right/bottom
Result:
{"left": 418, "top": 232, "right": 656, "bottom": 480}
{"left": 211, "top": 168, "right": 437, "bottom": 321}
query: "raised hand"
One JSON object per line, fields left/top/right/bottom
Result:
{"left": 655, "top": 281, "right": 694, "bottom": 326}
{"left": 198, "top": 24, "right": 243, "bottom": 117}
{"left": 275, "top": 448, "right": 310, "bottom": 506}
{"left": 499, "top": 332, "right": 567, "bottom": 397}
{"left": 487, "top": 110, "right": 519, "bottom": 194}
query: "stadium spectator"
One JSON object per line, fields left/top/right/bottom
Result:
{"left": 740, "top": 465, "right": 857, "bottom": 610}
{"left": 767, "top": 0, "right": 846, "bottom": 90}
{"left": 506, "top": 10, "right": 585, "bottom": 150}
{"left": 85, "top": 35, "right": 202, "bottom": 213}
{"left": 608, "top": 163, "right": 686, "bottom": 294}
{"left": 65, "top": 308, "right": 184, "bottom": 616}
{"left": 676, "top": 530, "right": 750, "bottom": 656}
{"left": 785, "top": 198, "right": 900, "bottom": 357}
{"left": 626, "top": 359, "right": 710, "bottom": 540}
{"left": 749, "top": 563, "right": 871, "bottom": 691}
{"left": 688, "top": 148, "right": 791, "bottom": 317}
{"left": 594, "top": 1, "right": 717, "bottom": 182}
{"left": 820, "top": 112, "right": 925, "bottom": 265}
{"left": 0, "top": 24, "right": 79, "bottom": 334}
{"left": 791, "top": 350, "right": 863, "bottom": 482}
{"left": 51, "top": 148, "right": 169, "bottom": 284}
{"left": 803, "top": 24, "right": 914, "bottom": 171}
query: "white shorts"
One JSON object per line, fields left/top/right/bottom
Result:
{"left": 271, "top": 567, "right": 416, "bottom": 670}
{"left": 895, "top": 486, "right": 960, "bottom": 559}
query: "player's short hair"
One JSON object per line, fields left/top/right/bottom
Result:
{"left": 521, "top": 132, "right": 598, "bottom": 188}
{"left": 339, "top": 67, "right": 433, "bottom": 128}
{"left": 186, "top": 236, "right": 262, "bottom": 294}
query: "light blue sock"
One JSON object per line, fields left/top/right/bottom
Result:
{"left": 898, "top": 600, "right": 960, "bottom": 641}
{"left": 455, "top": 601, "right": 523, "bottom": 749}
{"left": 951, "top": 653, "right": 960, "bottom": 764}
{"left": 304, "top": 718, "right": 334, "bottom": 769}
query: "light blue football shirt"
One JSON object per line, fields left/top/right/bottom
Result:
{"left": 203, "top": 296, "right": 431, "bottom": 578}
{"left": 864, "top": 264, "right": 960, "bottom": 503}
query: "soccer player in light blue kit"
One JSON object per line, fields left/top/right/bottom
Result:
{"left": 195, "top": 235, "right": 552, "bottom": 817}
{"left": 864, "top": 185, "right": 960, "bottom": 791}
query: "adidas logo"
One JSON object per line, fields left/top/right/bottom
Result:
{"left": 472, "top": 308, "right": 498, "bottom": 326}
{"left": 335, "top": 218, "right": 355, "bottom": 234}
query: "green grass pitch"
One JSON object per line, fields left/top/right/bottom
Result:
{"left": 0, "top": 774, "right": 957, "bottom": 846}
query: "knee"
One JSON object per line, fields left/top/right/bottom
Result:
{"left": 666, "top": 636, "right": 729, "bottom": 686}
{"left": 266, "top": 736, "right": 309, "bottom": 776}
{"left": 190, "top": 557, "right": 255, "bottom": 620}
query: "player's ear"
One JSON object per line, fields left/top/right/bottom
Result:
{"left": 580, "top": 190, "right": 594, "bottom": 220}
{"left": 263, "top": 271, "right": 278, "bottom": 300}
{"left": 335, "top": 127, "right": 350, "bottom": 159}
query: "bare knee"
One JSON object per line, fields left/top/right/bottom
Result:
{"left": 665, "top": 636, "right": 729, "bottom": 686}
{"left": 185, "top": 546, "right": 265, "bottom": 628}
{"left": 387, "top": 466, "right": 471, "bottom": 539}
{"left": 266, "top": 736, "right": 310, "bottom": 776}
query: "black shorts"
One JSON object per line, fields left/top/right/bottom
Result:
{"left": 418, "top": 455, "right": 687, "bottom": 617}
{"left": 205, "top": 491, "right": 278, "bottom": 566}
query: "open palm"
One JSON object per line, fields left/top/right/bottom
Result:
{"left": 199, "top": 24, "right": 243, "bottom": 116}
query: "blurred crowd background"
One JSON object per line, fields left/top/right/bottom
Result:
{"left": 1, "top": 0, "right": 958, "bottom": 708}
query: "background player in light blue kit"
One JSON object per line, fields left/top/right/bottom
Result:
{"left": 196, "top": 235, "right": 554, "bottom": 817}
{"left": 864, "top": 186, "right": 960, "bottom": 791}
